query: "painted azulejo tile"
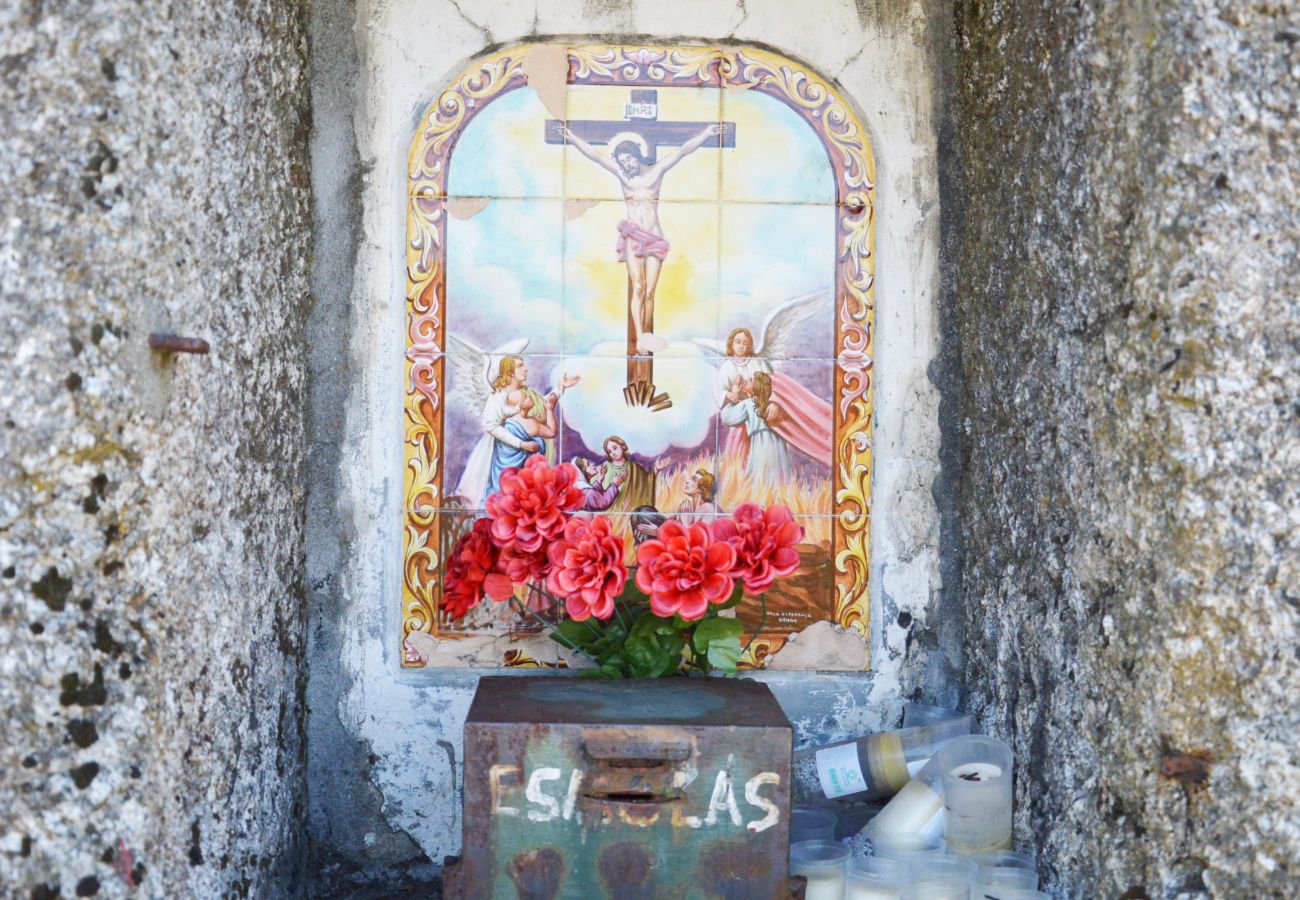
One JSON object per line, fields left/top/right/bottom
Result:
{"left": 443, "top": 80, "right": 566, "bottom": 200}
{"left": 556, "top": 353, "right": 719, "bottom": 516}
{"left": 717, "top": 202, "right": 838, "bottom": 361}
{"left": 720, "top": 84, "right": 838, "bottom": 206}
{"left": 563, "top": 199, "right": 719, "bottom": 358}
{"left": 404, "top": 43, "right": 875, "bottom": 670}
{"left": 445, "top": 198, "right": 564, "bottom": 357}
{"left": 562, "top": 80, "right": 723, "bottom": 203}
{"left": 440, "top": 353, "right": 569, "bottom": 512}
{"left": 712, "top": 357, "right": 835, "bottom": 517}
{"left": 732, "top": 515, "right": 856, "bottom": 668}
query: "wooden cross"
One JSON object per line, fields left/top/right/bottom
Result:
{"left": 546, "top": 90, "right": 735, "bottom": 410}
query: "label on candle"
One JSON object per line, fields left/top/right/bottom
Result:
{"left": 815, "top": 742, "right": 866, "bottom": 798}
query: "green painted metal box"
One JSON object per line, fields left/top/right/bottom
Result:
{"left": 461, "top": 676, "right": 794, "bottom": 899}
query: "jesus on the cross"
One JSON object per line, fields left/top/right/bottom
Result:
{"left": 562, "top": 122, "right": 724, "bottom": 356}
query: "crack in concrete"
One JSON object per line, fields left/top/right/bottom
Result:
{"left": 729, "top": 0, "right": 750, "bottom": 37}
{"left": 448, "top": 0, "right": 492, "bottom": 45}
{"left": 836, "top": 36, "right": 878, "bottom": 80}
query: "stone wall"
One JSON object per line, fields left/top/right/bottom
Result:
{"left": 953, "top": 1, "right": 1299, "bottom": 896}
{"left": 0, "top": 2, "right": 312, "bottom": 897}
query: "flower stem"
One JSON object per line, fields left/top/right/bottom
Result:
{"left": 509, "top": 594, "right": 600, "bottom": 667}
{"left": 742, "top": 592, "right": 767, "bottom": 658}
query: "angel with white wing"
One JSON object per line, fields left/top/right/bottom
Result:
{"left": 447, "top": 335, "right": 580, "bottom": 507}
{"left": 693, "top": 291, "right": 834, "bottom": 477}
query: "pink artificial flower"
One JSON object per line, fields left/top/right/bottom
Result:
{"left": 486, "top": 456, "right": 584, "bottom": 554}
{"left": 634, "top": 520, "right": 738, "bottom": 621}
{"left": 545, "top": 516, "right": 627, "bottom": 621}
{"left": 498, "top": 544, "right": 549, "bottom": 587}
{"left": 711, "top": 503, "right": 804, "bottom": 594}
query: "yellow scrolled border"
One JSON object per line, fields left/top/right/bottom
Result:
{"left": 403, "top": 44, "right": 874, "bottom": 669}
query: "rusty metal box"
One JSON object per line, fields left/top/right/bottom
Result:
{"left": 462, "top": 676, "right": 794, "bottom": 899}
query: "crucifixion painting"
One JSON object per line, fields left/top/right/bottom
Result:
{"left": 546, "top": 90, "right": 736, "bottom": 409}
{"left": 405, "top": 44, "right": 876, "bottom": 671}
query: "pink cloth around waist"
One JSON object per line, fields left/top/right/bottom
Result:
{"left": 616, "top": 219, "right": 670, "bottom": 262}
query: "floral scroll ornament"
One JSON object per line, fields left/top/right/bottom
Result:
{"left": 403, "top": 44, "right": 876, "bottom": 667}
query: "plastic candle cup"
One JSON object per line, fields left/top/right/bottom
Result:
{"left": 791, "top": 806, "right": 840, "bottom": 843}
{"left": 869, "top": 832, "right": 946, "bottom": 862}
{"left": 846, "top": 856, "right": 909, "bottom": 900}
{"left": 935, "top": 736, "right": 1014, "bottom": 855}
{"left": 901, "top": 877, "right": 971, "bottom": 900}
{"left": 970, "top": 866, "right": 1038, "bottom": 898}
{"left": 796, "top": 716, "right": 976, "bottom": 801}
{"left": 911, "top": 853, "right": 978, "bottom": 890}
{"left": 970, "top": 850, "right": 1036, "bottom": 871}
{"left": 790, "top": 840, "right": 850, "bottom": 900}
{"left": 902, "top": 703, "right": 963, "bottom": 728}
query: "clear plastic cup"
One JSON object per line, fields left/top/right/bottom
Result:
{"left": 790, "top": 840, "right": 850, "bottom": 900}
{"left": 870, "top": 832, "right": 946, "bottom": 861}
{"left": 902, "top": 702, "right": 962, "bottom": 728}
{"left": 911, "top": 854, "right": 978, "bottom": 883}
{"left": 971, "top": 850, "right": 1036, "bottom": 871}
{"left": 970, "top": 867, "right": 1038, "bottom": 898}
{"left": 791, "top": 805, "right": 839, "bottom": 843}
{"left": 902, "top": 878, "right": 970, "bottom": 899}
{"left": 935, "top": 736, "right": 1014, "bottom": 854}
{"left": 846, "top": 856, "right": 908, "bottom": 899}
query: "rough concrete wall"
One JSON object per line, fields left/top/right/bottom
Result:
{"left": 0, "top": 2, "right": 312, "bottom": 897}
{"left": 954, "top": 1, "right": 1298, "bottom": 896}
{"left": 306, "top": 0, "right": 956, "bottom": 888}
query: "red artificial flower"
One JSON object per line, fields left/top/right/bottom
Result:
{"left": 634, "top": 520, "right": 738, "bottom": 621}
{"left": 486, "top": 456, "right": 584, "bottom": 554}
{"left": 545, "top": 516, "right": 627, "bottom": 621}
{"left": 711, "top": 503, "right": 804, "bottom": 594}
{"left": 442, "top": 518, "right": 508, "bottom": 618}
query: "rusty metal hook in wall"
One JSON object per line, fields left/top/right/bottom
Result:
{"left": 148, "top": 333, "right": 210, "bottom": 355}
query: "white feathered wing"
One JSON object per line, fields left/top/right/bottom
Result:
{"left": 446, "top": 333, "right": 530, "bottom": 506}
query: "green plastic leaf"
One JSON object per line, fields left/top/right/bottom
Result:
{"left": 552, "top": 619, "right": 595, "bottom": 648}
{"left": 706, "top": 635, "right": 742, "bottom": 672}
{"left": 693, "top": 617, "right": 744, "bottom": 649}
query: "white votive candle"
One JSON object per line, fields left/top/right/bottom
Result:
{"left": 846, "top": 856, "right": 908, "bottom": 899}
{"left": 865, "top": 757, "right": 945, "bottom": 841}
{"left": 791, "top": 839, "right": 849, "bottom": 900}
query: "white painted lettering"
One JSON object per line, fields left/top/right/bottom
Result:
{"left": 703, "top": 770, "right": 742, "bottom": 827}
{"left": 490, "top": 764, "right": 522, "bottom": 816}
{"left": 672, "top": 763, "right": 702, "bottom": 828}
{"left": 525, "top": 767, "right": 562, "bottom": 822}
{"left": 744, "top": 772, "right": 781, "bottom": 833}
{"left": 561, "top": 768, "right": 584, "bottom": 822}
